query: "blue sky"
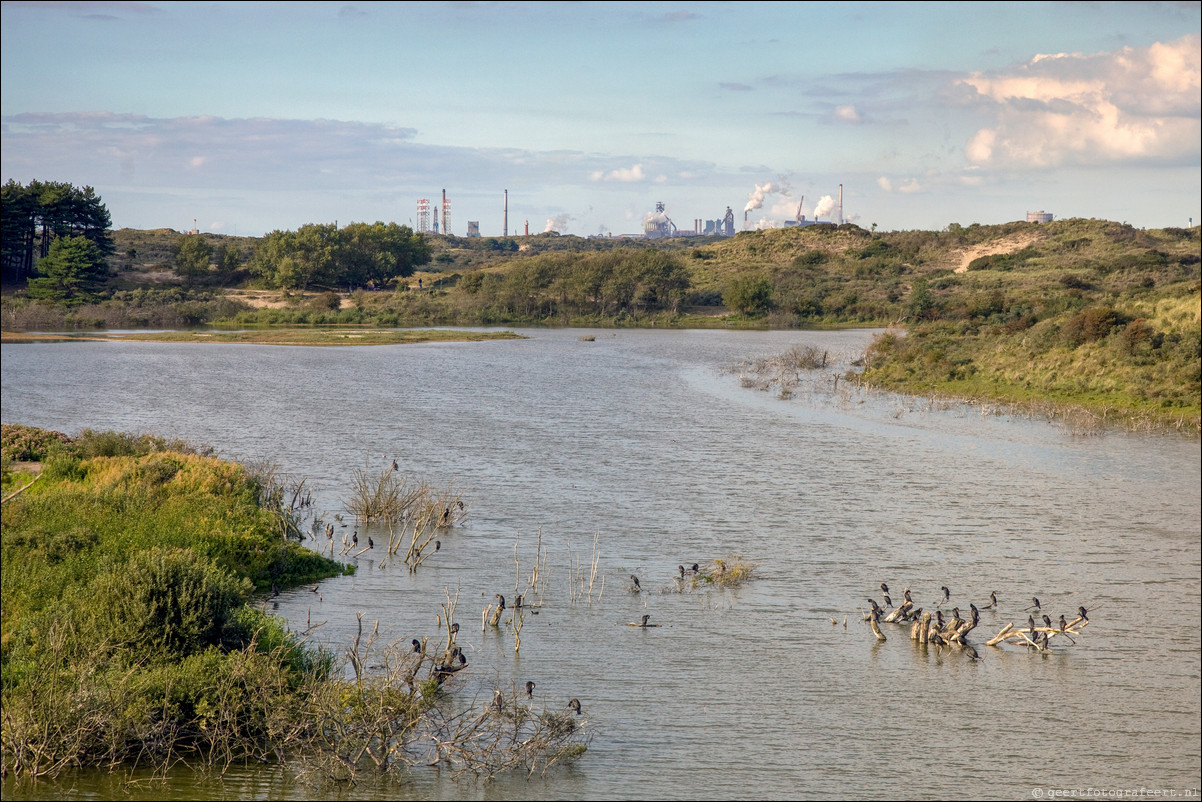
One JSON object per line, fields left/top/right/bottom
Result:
{"left": 2, "top": 1, "right": 1199, "bottom": 237}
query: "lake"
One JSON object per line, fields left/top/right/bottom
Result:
{"left": 2, "top": 327, "right": 1199, "bottom": 800}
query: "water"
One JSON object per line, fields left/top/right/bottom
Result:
{"left": 2, "top": 328, "right": 1199, "bottom": 800}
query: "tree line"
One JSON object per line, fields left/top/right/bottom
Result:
{"left": 248, "top": 221, "right": 431, "bottom": 291}
{"left": 1, "top": 179, "right": 113, "bottom": 285}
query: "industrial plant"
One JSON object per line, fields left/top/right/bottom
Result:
{"left": 413, "top": 184, "right": 849, "bottom": 239}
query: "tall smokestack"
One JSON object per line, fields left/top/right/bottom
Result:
{"left": 504, "top": 189, "right": 508, "bottom": 237}
{"left": 838, "top": 184, "right": 843, "bottom": 226}
{"left": 442, "top": 189, "right": 447, "bottom": 236}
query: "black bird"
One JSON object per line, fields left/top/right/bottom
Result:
{"left": 457, "top": 500, "right": 464, "bottom": 510}
{"left": 1042, "top": 614, "right": 1053, "bottom": 628}
{"left": 880, "top": 582, "right": 890, "bottom": 595}
{"left": 391, "top": 459, "right": 399, "bottom": 471}
{"left": 867, "top": 598, "right": 882, "bottom": 616}
{"left": 983, "top": 591, "right": 998, "bottom": 610}
{"left": 679, "top": 565, "right": 686, "bottom": 579}
{"left": 440, "top": 507, "right": 450, "bottom": 526}
{"left": 568, "top": 698, "right": 582, "bottom": 715}
{"left": 1029, "top": 596, "right": 1041, "bottom": 611}
{"left": 412, "top": 639, "right": 421, "bottom": 653}
{"left": 514, "top": 595, "right": 523, "bottom": 609}
{"left": 496, "top": 594, "right": 506, "bottom": 611}
{"left": 640, "top": 614, "right": 652, "bottom": 627}
{"left": 941, "top": 586, "right": 951, "bottom": 602}
{"left": 883, "top": 594, "right": 893, "bottom": 608}
{"left": 631, "top": 575, "right": 641, "bottom": 591}
{"left": 526, "top": 681, "right": 535, "bottom": 698}
{"left": 271, "top": 583, "right": 280, "bottom": 598}
{"left": 969, "top": 603, "right": 979, "bottom": 619}
{"left": 1028, "top": 615, "right": 1037, "bottom": 633}
{"left": 1078, "top": 606, "right": 1089, "bottom": 621}
{"left": 1059, "top": 614, "right": 1067, "bottom": 631}
{"left": 904, "top": 589, "right": 913, "bottom": 604}
{"left": 457, "top": 650, "right": 467, "bottom": 666}
{"left": 352, "top": 531, "right": 358, "bottom": 546}
{"left": 434, "top": 540, "right": 441, "bottom": 552}
{"left": 493, "top": 690, "right": 504, "bottom": 710}
{"left": 964, "top": 644, "right": 981, "bottom": 661}
{"left": 691, "top": 563, "right": 700, "bottom": 573}
{"left": 368, "top": 537, "right": 374, "bottom": 549}
{"left": 450, "top": 622, "right": 460, "bottom": 635}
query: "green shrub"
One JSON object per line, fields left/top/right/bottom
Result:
{"left": 94, "top": 547, "right": 253, "bottom": 660}
{"left": 1060, "top": 305, "right": 1130, "bottom": 347}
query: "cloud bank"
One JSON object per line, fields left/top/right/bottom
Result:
{"left": 961, "top": 34, "right": 1200, "bottom": 169}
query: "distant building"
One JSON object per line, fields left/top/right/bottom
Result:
{"left": 1027, "top": 210, "right": 1054, "bottom": 223}
{"left": 466, "top": 221, "right": 480, "bottom": 237}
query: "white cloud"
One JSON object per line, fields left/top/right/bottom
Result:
{"left": 877, "top": 175, "right": 921, "bottom": 194}
{"left": 592, "top": 163, "right": 645, "bottom": 182}
{"left": 834, "top": 104, "right": 862, "bottom": 123}
{"left": 959, "top": 34, "right": 1201, "bottom": 168}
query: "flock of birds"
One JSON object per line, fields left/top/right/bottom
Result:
{"left": 406, "top": 632, "right": 585, "bottom": 718}
{"left": 848, "top": 583, "right": 1092, "bottom": 660}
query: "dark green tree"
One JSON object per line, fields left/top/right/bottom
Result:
{"left": 174, "top": 234, "right": 213, "bottom": 282}
{"left": 212, "top": 242, "right": 244, "bottom": 286}
{"left": 1, "top": 180, "right": 113, "bottom": 283}
{"left": 906, "top": 278, "right": 936, "bottom": 321}
{"left": 25, "top": 235, "right": 109, "bottom": 305}
{"left": 724, "top": 275, "right": 774, "bottom": 316}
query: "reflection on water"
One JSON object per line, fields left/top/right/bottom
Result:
{"left": 2, "top": 328, "right": 1199, "bottom": 800}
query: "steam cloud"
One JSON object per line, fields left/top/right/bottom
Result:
{"left": 813, "top": 195, "right": 837, "bottom": 220}
{"left": 744, "top": 182, "right": 782, "bottom": 213}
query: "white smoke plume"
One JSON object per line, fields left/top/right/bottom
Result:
{"left": 813, "top": 195, "right": 837, "bottom": 221}
{"left": 544, "top": 214, "right": 571, "bottom": 233}
{"left": 744, "top": 182, "right": 783, "bottom": 213}
{"left": 643, "top": 210, "right": 669, "bottom": 226}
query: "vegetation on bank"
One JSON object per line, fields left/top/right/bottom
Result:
{"left": 0, "top": 425, "right": 588, "bottom": 781}
{"left": 1, "top": 183, "right": 1198, "bottom": 430}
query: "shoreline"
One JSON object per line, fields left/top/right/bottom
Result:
{"left": 0, "top": 328, "right": 524, "bottom": 346}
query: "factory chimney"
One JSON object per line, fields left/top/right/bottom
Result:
{"left": 838, "top": 184, "right": 843, "bottom": 226}
{"left": 504, "top": 189, "right": 509, "bottom": 237}
{"left": 442, "top": 189, "right": 447, "bottom": 236}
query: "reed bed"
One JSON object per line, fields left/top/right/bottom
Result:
{"left": 676, "top": 555, "right": 756, "bottom": 591}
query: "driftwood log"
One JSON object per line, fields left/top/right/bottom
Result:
{"left": 986, "top": 618, "right": 1088, "bottom": 650}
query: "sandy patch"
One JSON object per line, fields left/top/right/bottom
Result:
{"left": 951, "top": 231, "right": 1044, "bottom": 273}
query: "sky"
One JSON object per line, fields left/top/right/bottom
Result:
{"left": 2, "top": 1, "right": 1199, "bottom": 238}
